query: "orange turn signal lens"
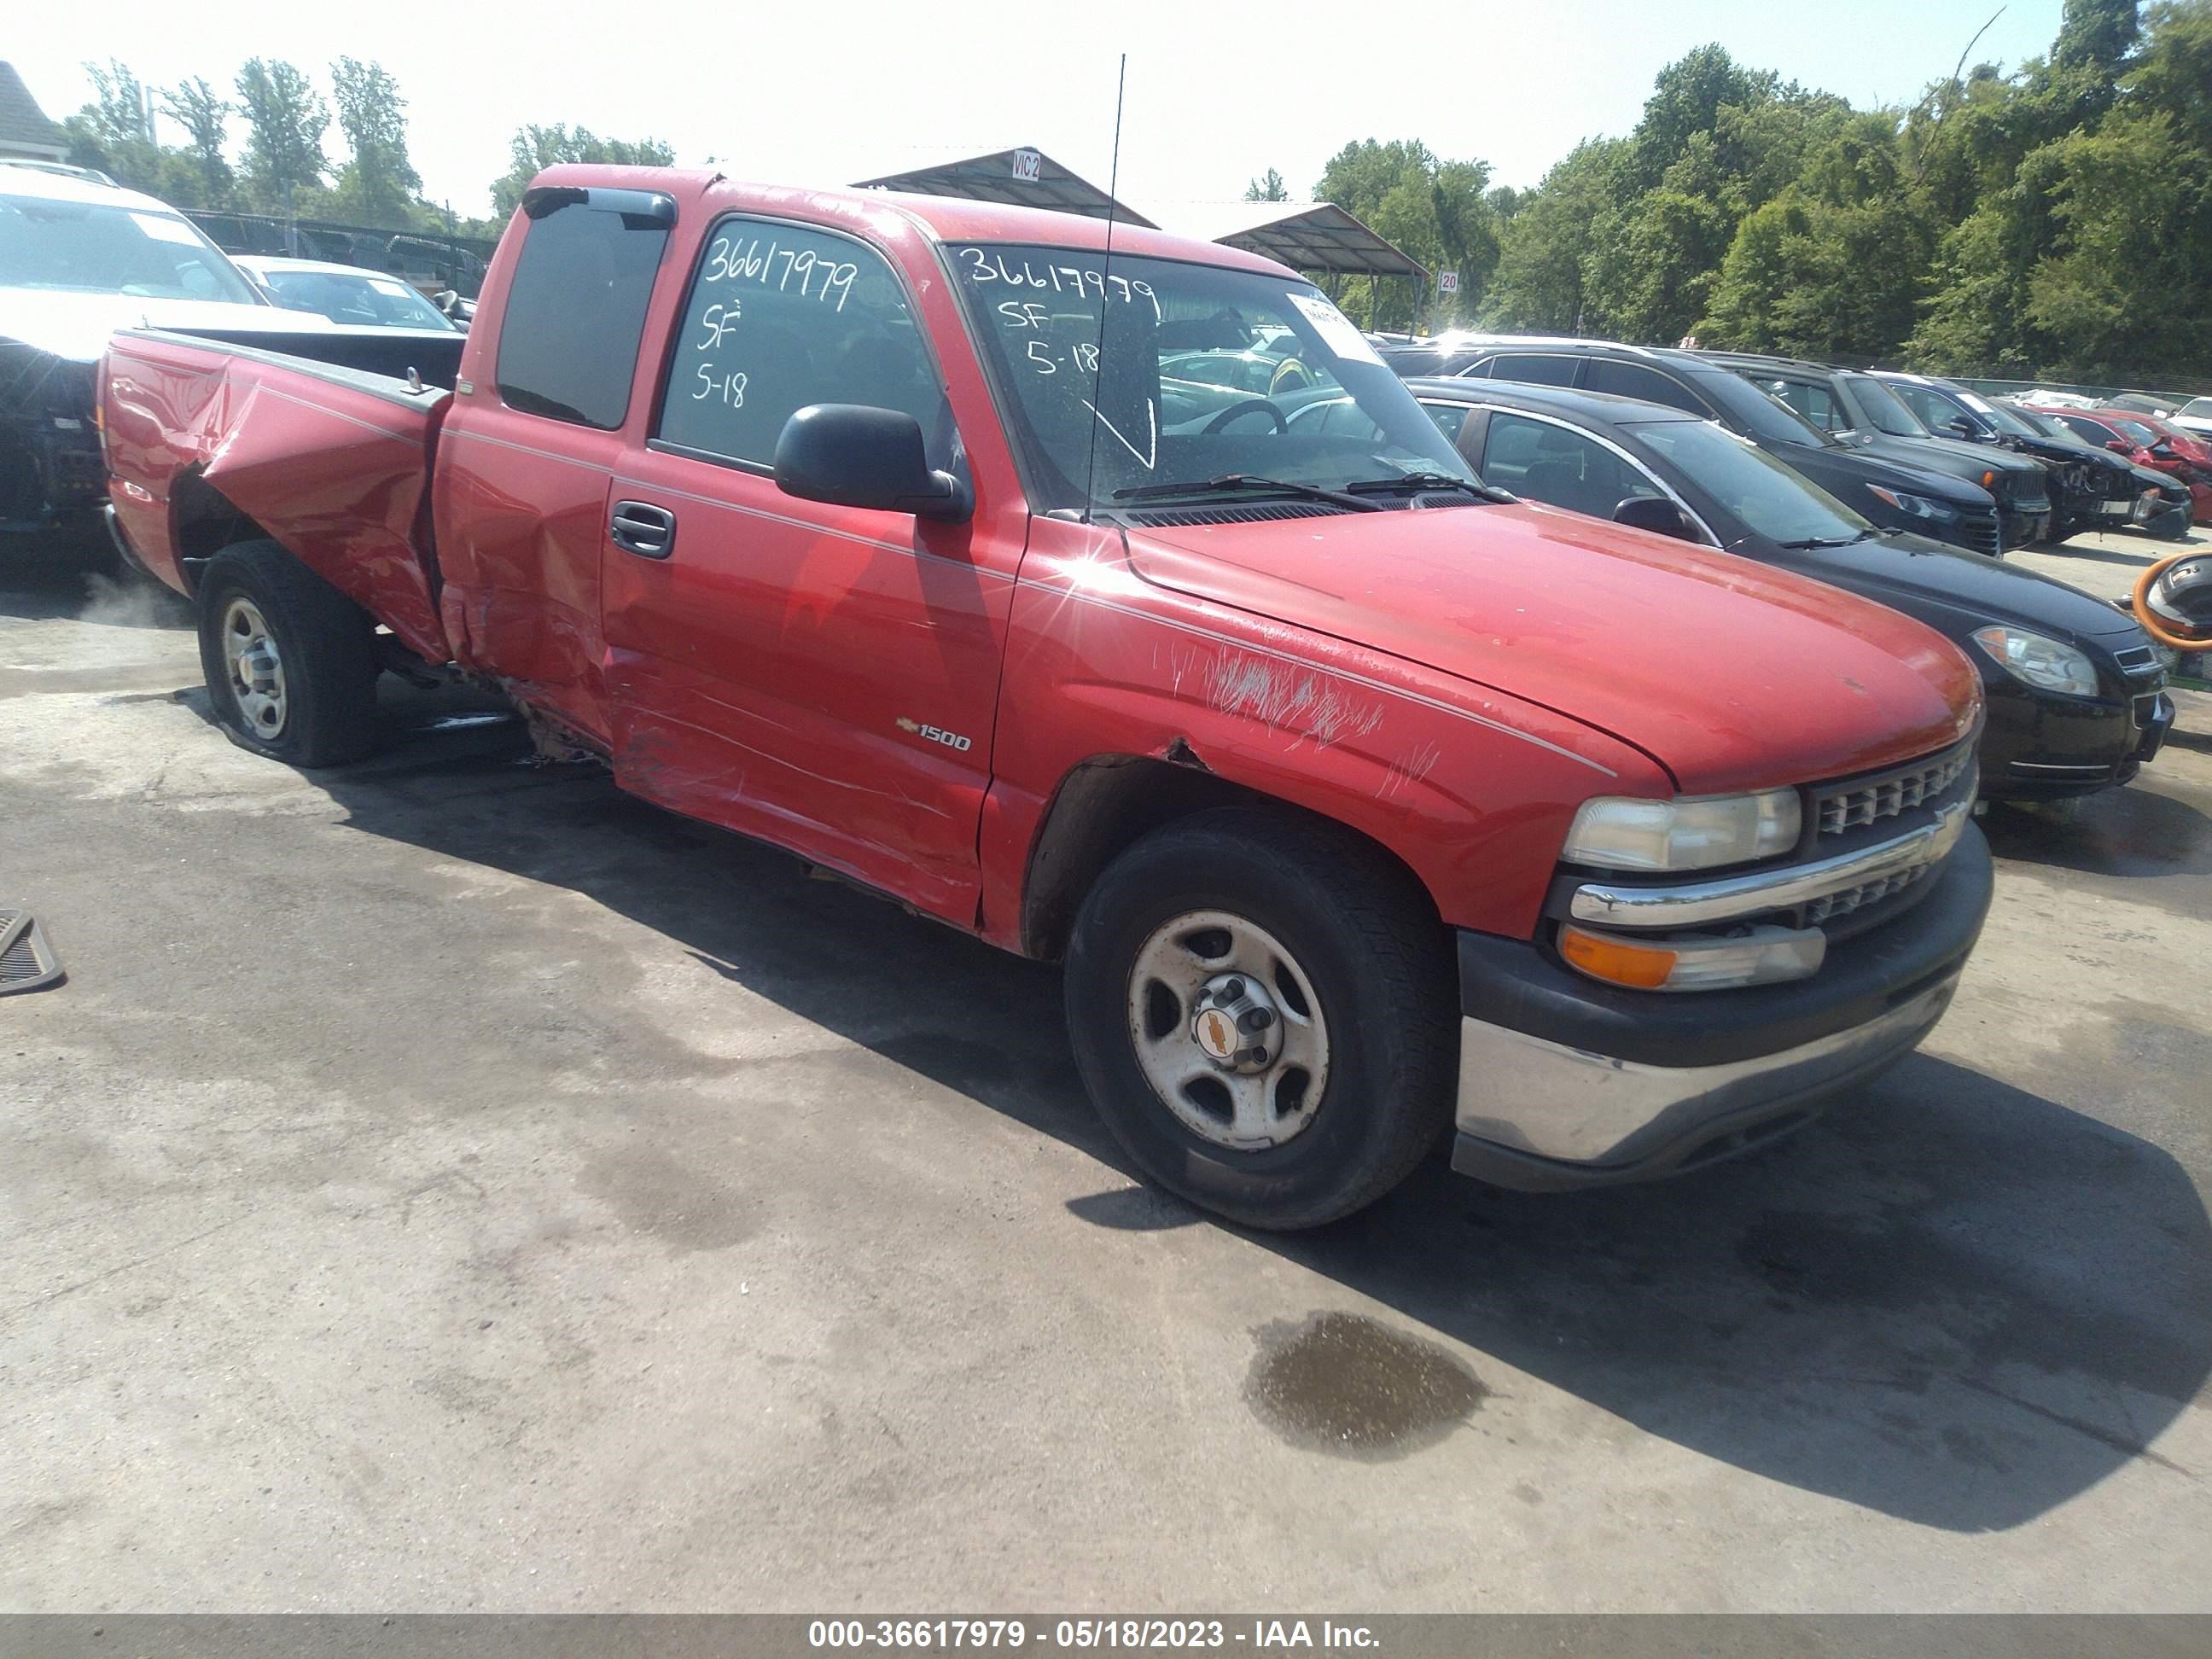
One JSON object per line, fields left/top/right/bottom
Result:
{"left": 1559, "top": 926, "right": 1679, "bottom": 989}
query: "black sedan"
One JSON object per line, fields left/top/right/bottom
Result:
{"left": 1393, "top": 378, "right": 2174, "bottom": 799}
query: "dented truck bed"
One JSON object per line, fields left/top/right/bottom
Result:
{"left": 102, "top": 329, "right": 462, "bottom": 664}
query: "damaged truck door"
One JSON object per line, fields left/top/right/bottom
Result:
{"left": 101, "top": 165, "right": 1995, "bottom": 1232}
{"left": 592, "top": 209, "right": 1015, "bottom": 918}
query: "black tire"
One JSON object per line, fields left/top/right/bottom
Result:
{"left": 196, "top": 539, "right": 381, "bottom": 766}
{"left": 1063, "top": 806, "right": 1457, "bottom": 1231}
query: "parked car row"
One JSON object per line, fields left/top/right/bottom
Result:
{"left": 1377, "top": 334, "right": 2199, "bottom": 550}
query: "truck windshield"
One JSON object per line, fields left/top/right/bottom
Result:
{"left": 1626, "top": 417, "right": 1875, "bottom": 547}
{"left": 0, "top": 194, "right": 260, "bottom": 305}
{"left": 949, "top": 243, "right": 1470, "bottom": 514}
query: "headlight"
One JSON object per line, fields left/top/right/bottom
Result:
{"left": 1562, "top": 790, "right": 1802, "bottom": 872}
{"left": 1868, "top": 486, "right": 1959, "bottom": 522}
{"left": 1970, "top": 626, "right": 2099, "bottom": 697}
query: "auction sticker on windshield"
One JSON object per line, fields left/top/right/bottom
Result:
{"left": 129, "top": 212, "right": 204, "bottom": 246}
{"left": 1288, "top": 293, "right": 1383, "bottom": 366}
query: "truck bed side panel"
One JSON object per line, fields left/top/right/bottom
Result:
{"left": 102, "top": 332, "right": 451, "bottom": 663}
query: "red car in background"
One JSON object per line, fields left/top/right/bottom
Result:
{"left": 2024, "top": 405, "right": 2212, "bottom": 522}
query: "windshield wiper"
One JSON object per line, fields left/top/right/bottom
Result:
{"left": 1777, "top": 527, "right": 1883, "bottom": 549}
{"left": 1113, "top": 474, "right": 1382, "bottom": 512}
{"left": 1344, "top": 472, "right": 1515, "bottom": 504}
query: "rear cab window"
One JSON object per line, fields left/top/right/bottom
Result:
{"left": 495, "top": 188, "right": 673, "bottom": 429}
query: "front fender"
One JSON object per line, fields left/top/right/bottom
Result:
{"left": 978, "top": 519, "right": 1665, "bottom": 946}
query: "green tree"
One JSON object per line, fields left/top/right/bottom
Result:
{"left": 2018, "top": 110, "right": 2212, "bottom": 379}
{"left": 2052, "top": 0, "right": 2143, "bottom": 77}
{"left": 63, "top": 60, "right": 163, "bottom": 195}
{"left": 1481, "top": 138, "right": 1629, "bottom": 331}
{"left": 329, "top": 58, "right": 419, "bottom": 226}
{"left": 1627, "top": 44, "right": 1778, "bottom": 192}
{"left": 1316, "top": 139, "right": 1499, "bottom": 328}
{"left": 492, "top": 125, "right": 677, "bottom": 217}
{"left": 160, "top": 78, "right": 235, "bottom": 210}
{"left": 235, "top": 59, "right": 330, "bottom": 213}
{"left": 1244, "top": 167, "right": 1289, "bottom": 202}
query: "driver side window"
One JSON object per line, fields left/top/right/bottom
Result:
{"left": 655, "top": 217, "right": 952, "bottom": 470}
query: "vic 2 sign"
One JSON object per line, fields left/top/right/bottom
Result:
{"left": 1011, "top": 148, "right": 1043, "bottom": 182}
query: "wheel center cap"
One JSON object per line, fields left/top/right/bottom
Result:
{"left": 238, "top": 642, "right": 279, "bottom": 692}
{"left": 1190, "top": 974, "right": 1283, "bottom": 1074}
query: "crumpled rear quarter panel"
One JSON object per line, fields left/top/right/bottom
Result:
{"left": 102, "top": 335, "right": 451, "bottom": 663}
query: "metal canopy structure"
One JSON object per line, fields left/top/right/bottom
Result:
{"left": 853, "top": 148, "right": 1156, "bottom": 229}
{"left": 1148, "top": 200, "right": 1429, "bottom": 281}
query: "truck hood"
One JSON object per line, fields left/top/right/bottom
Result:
{"left": 0, "top": 288, "right": 329, "bottom": 364}
{"left": 1126, "top": 502, "right": 1980, "bottom": 794}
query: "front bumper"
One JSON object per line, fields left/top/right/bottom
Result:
{"left": 2000, "top": 504, "right": 2052, "bottom": 549}
{"left": 1450, "top": 824, "right": 1993, "bottom": 1190}
{"left": 1980, "top": 678, "right": 2174, "bottom": 798}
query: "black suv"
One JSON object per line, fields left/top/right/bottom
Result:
{"left": 1871, "top": 370, "right": 2141, "bottom": 543}
{"left": 1380, "top": 337, "right": 2011, "bottom": 556}
{"left": 1697, "top": 352, "right": 2053, "bottom": 550}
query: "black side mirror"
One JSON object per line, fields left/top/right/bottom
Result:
{"left": 774, "top": 405, "right": 972, "bottom": 521}
{"left": 1613, "top": 496, "right": 1697, "bottom": 541}
{"left": 1945, "top": 416, "right": 1977, "bottom": 439}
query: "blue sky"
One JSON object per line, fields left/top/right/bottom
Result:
{"left": 10, "top": 0, "right": 2069, "bottom": 219}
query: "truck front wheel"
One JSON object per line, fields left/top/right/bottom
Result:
{"left": 196, "top": 541, "right": 381, "bottom": 767}
{"left": 1064, "top": 807, "right": 1457, "bottom": 1230}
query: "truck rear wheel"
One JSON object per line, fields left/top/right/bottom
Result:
{"left": 1063, "top": 807, "right": 1456, "bottom": 1230}
{"left": 196, "top": 540, "right": 381, "bottom": 767}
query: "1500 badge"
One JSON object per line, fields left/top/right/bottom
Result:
{"left": 896, "top": 718, "right": 974, "bottom": 753}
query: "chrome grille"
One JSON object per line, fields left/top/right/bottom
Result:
{"left": 1805, "top": 863, "right": 1938, "bottom": 924}
{"left": 1959, "top": 512, "right": 2002, "bottom": 555}
{"left": 1814, "top": 742, "right": 1976, "bottom": 836}
{"left": 2114, "top": 643, "right": 2161, "bottom": 676}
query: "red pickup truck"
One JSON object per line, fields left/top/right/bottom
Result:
{"left": 99, "top": 166, "right": 1994, "bottom": 1228}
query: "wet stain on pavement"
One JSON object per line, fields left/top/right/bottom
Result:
{"left": 1245, "top": 1312, "right": 1488, "bottom": 1460}
{"left": 579, "top": 1139, "right": 754, "bottom": 1254}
